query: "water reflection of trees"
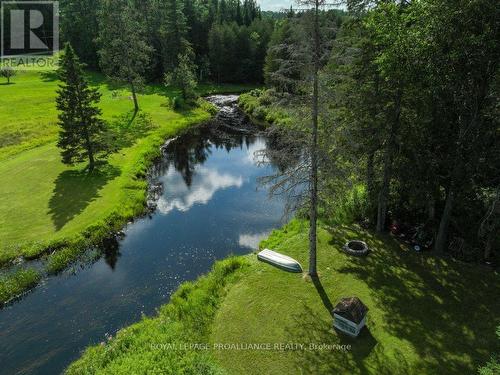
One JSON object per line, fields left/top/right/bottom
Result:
{"left": 161, "top": 126, "right": 258, "bottom": 187}
{"left": 258, "top": 126, "right": 308, "bottom": 216}
{"left": 102, "top": 236, "right": 121, "bottom": 270}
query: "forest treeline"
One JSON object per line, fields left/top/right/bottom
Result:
{"left": 59, "top": 0, "right": 273, "bottom": 83}
{"left": 261, "top": 0, "right": 499, "bottom": 262}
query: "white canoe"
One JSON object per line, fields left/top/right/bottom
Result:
{"left": 257, "top": 249, "right": 303, "bottom": 273}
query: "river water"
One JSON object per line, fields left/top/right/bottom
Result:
{"left": 0, "top": 96, "right": 285, "bottom": 375}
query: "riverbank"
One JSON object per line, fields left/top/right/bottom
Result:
{"left": 66, "top": 219, "right": 500, "bottom": 374}
{"left": 0, "top": 71, "right": 254, "bottom": 305}
{"left": 238, "top": 89, "right": 291, "bottom": 127}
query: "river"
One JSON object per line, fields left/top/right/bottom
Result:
{"left": 0, "top": 95, "right": 285, "bottom": 375}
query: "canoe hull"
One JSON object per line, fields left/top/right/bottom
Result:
{"left": 257, "top": 249, "right": 303, "bottom": 273}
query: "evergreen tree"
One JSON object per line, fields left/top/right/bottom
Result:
{"left": 56, "top": 44, "right": 107, "bottom": 172}
{"left": 208, "top": 23, "right": 226, "bottom": 82}
{"left": 160, "top": 0, "right": 191, "bottom": 74}
{"left": 97, "top": 0, "right": 152, "bottom": 112}
{"left": 164, "top": 53, "right": 198, "bottom": 101}
{"left": 60, "top": 0, "right": 100, "bottom": 68}
{"left": 264, "top": 19, "right": 301, "bottom": 92}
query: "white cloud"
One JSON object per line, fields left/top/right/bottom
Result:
{"left": 238, "top": 232, "right": 270, "bottom": 249}
{"left": 157, "top": 167, "right": 243, "bottom": 214}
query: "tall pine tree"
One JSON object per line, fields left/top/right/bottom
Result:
{"left": 159, "top": 0, "right": 191, "bottom": 74}
{"left": 56, "top": 44, "right": 107, "bottom": 172}
{"left": 97, "top": 0, "right": 152, "bottom": 112}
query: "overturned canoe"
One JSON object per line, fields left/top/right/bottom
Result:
{"left": 257, "top": 249, "right": 303, "bottom": 273}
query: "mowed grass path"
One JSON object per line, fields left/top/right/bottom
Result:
{"left": 0, "top": 71, "right": 237, "bottom": 262}
{"left": 211, "top": 221, "right": 500, "bottom": 375}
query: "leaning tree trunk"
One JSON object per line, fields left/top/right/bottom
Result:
{"left": 376, "top": 91, "right": 401, "bottom": 232}
{"left": 308, "top": 0, "right": 320, "bottom": 277}
{"left": 480, "top": 186, "right": 499, "bottom": 260}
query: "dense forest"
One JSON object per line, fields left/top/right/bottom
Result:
{"left": 59, "top": 0, "right": 273, "bottom": 83}
{"left": 250, "top": 0, "right": 499, "bottom": 263}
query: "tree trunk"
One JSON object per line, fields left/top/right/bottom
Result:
{"left": 88, "top": 149, "right": 95, "bottom": 172}
{"left": 435, "top": 186, "right": 454, "bottom": 254}
{"left": 376, "top": 155, "right": 391, "bottom": 232}
{"left": 484, "top": 231, "right": 493, "bottom": 260}
{"left": 308, "top": 0, "right": 320, "bottom": 277}
{"left": 84, "top": 129, "right": 95, "bottom": 172}
{"left": 366, "top": 150, "right": 376, "bottom": 220}
{"left": 376, "top": 91, "right": 401, "bottom": 232}
{"left": 130, "top": 81, "right": 139, "bottom": 112}
{"left": 480, "top": 186, "right": 499, "bottom": 260}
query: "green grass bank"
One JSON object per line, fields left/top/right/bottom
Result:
{"left": 67, "top": 220, "right": 500, "bottom": 374}
{"left": 0, "top": 70, "right": 254, "bottom": 304}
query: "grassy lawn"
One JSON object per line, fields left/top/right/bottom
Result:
{"left": 0, "top": 71, "right": 252, "bottom": 266}
{"left": 211, "top": 221, "right": 500, "bottom": 375}
{"left": 66, "top": 220, "right": 499, "bottom": 374}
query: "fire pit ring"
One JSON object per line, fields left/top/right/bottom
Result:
{"left": 342, "top": 240, "right": 369, "bottom": 256}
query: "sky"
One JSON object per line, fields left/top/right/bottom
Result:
{"left": 258, "top": 0, "right": 295, "bottom": 11}
{"left": 258, "top": 0, "right": 346, "bottom": 12}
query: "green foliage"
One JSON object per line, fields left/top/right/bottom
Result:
{"left": 322, "top": 185, "right": 369, "bottom": 226}
{"left": 159, "top": 0, "right": 191, "bottom": 73}
{"left": 65, "top": 257, "right": 248, "bottom": 374}
{"left": 0, "top": 66, "right": 16, "bottom": 84}
{"left": 238, "top": 89, "right": 290, "bottom": 125}
{"left": 56, "top": 44, "right": 108, "bottom": 171}
{"left": 208, "top": 19, "right": 274, "bottom": 83}
{"left": 60, "top": 0, "right": 100, "bottom": 68}
{"left": 165, "top": 53, "right": 198, "bottom": 101}
{"left": 97, "top": 0, "right": 153, "bottom": 110}
{"left": 0, "top": 268, "right": 40, "bottom": 304}
{"left": 264, "top": 18, "right": 301, "bottom": 93}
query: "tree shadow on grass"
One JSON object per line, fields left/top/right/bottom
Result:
{"left": 48, "top": 164, "right": 121, "bottom": 230}
{"left": 311, "top": 275, "right": 334, "bottom": 316}
{"left": 283, "top": 303, "right": 397, "bottom": 375}
{"left": 328, "top": 225, "right": 500, "bottom": 374}
{"left": 108, "top": 110, "right": 155, "bottom": 151}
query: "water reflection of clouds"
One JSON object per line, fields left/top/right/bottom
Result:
{"left": 157, "top": 167, "right": 243, "bottom": 214}
{"left": 238, "top": 232, "right": 270, "bottom": 249}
